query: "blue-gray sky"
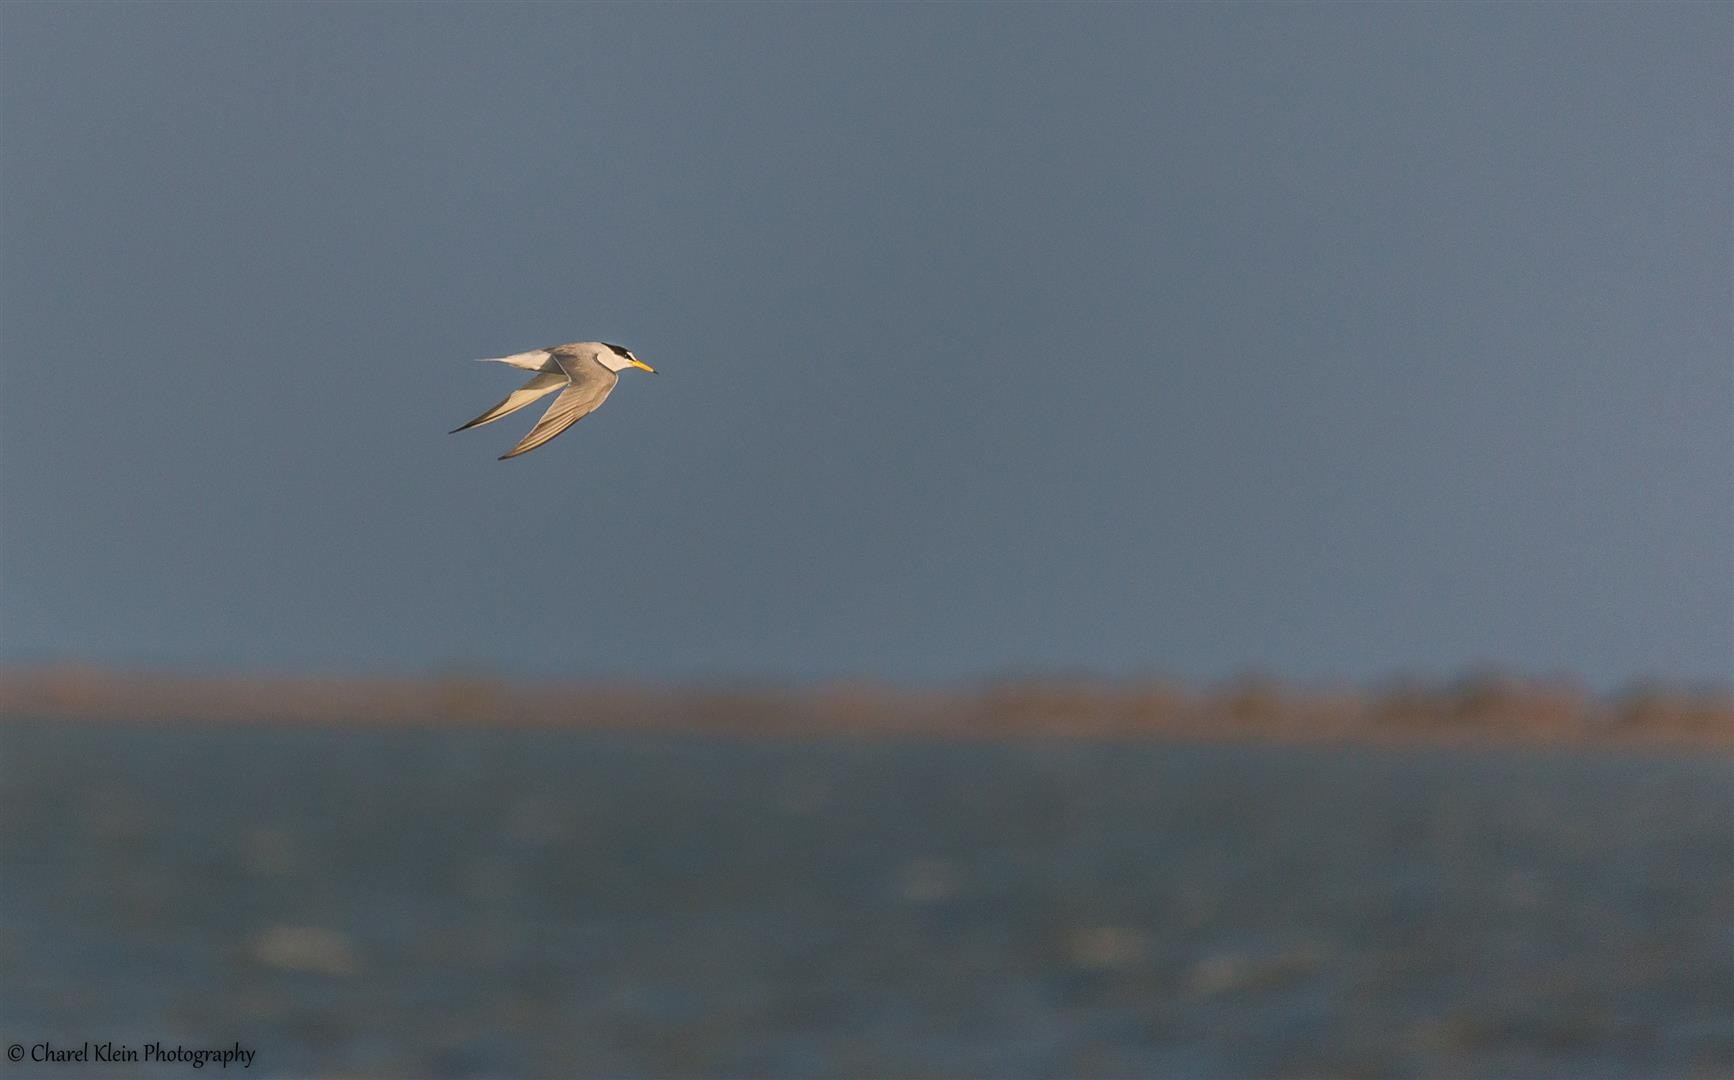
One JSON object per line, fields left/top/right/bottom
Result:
{"left": 2, "top": 3, "right": 1728, "bottom": 688}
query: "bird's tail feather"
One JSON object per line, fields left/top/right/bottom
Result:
{"left": 475, "top": 349, "right": 552, "bottom": 370}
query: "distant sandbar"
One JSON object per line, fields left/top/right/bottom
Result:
{"left": 2, "top": 666, "right": 1727, "bottom": 750}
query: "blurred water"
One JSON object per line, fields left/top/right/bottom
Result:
{"left": 1, "top": 719, "right": 1729, "bottom": 1078}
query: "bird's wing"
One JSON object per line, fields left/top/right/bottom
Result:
{"left": 498, "top": 357, "right": 618, "bottom": 459}
{"left": 450, "top": 371, "right": 567, "bottom": 434}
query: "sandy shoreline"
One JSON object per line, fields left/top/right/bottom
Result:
{"left": 1, "top": 666, "right": 1727, "bottom": 750}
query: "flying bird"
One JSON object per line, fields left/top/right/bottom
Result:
{"left": 451, "top": 342, "right": 656, "bottom": 459}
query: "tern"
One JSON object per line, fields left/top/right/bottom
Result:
{"left": 451, "top": 342, "right": 656, "bottom": 459}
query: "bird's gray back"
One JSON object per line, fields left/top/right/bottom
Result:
{"left": 548, "top": 345, "right": 618, "bottom": 392}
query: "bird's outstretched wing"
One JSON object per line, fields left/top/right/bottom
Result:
{"left": 450, "top": 371, "right": 567, "bottom": 434}
{"left": 497, "top": 357, "right": 618, "bottom": 459}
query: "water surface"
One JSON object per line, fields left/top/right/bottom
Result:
{"left": 2, "top": 720, "right": 1729, "bottom": 1077}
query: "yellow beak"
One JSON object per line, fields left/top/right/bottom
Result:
{"left": 630, "top": 358, "right": 657, "bottom": 374}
